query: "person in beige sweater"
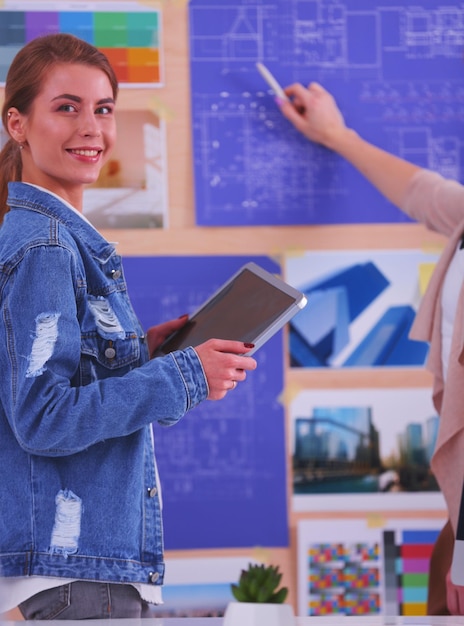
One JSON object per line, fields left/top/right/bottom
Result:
{"left": 277, "top": 82, "right": 464, "bottom": 615}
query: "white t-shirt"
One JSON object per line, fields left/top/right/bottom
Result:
{"left": 441, "top": 238, "right": 464, "bottom": 381}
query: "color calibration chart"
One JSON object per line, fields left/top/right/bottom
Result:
{"left": 124, "top": 255, "right": 289, "bottom": 551}
{"left": 297, "top": 519, "right": 444, "bottom": 616}
{"left": 307, "top": 541, "right": 381, "bottom": 615}
{"left": 0, "top": 1, "right": 162, "bottom": 86}
{"left": 383, "top": 528, "right": 440, "bottom": 616}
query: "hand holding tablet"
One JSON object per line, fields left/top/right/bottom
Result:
{"left": 156, "top": 262, "right": 307, "bottom": 356}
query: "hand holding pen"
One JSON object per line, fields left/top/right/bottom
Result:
{"left": 277, "top": 81, "right": 348, "bottom": 150}
{"left": 256, "top": 62, "right": 348, "bottom": 150}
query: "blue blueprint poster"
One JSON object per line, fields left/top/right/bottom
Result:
{"left": 189, "top": 0, "right": 464, "bottom": 226}
{"left": 123, "top": 255, "right": 289, "bottom": 549}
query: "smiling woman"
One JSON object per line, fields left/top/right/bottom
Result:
{"left": 0, "top": 34, "right": 118, "bottom": 217}
{"left": 6, "top": 62, "right": 117, "bottom": 211}
{"left": 0, "top": 33, "right": 258, "bottom": 620}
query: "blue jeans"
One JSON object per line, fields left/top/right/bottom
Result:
{"left": 18, "top": 582, "right": 151, "bottom": 619}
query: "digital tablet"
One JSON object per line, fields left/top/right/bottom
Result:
{"left": 451, "top": 480, "right": 464, "bottom": 585}
{"left": 156, "top": 262, "right": 307, "bottom": 356}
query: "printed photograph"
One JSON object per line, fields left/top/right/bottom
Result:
{"left": 290, "top": 387, "right": 446, "bottom": 512}
{"left": 146, "top": 556, "right": 255, "bottom": 618}
{"left": 83, "top": 109, "right": 168, "bottom": 229}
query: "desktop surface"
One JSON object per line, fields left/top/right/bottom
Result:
{"left": 3, "top": 617, "right": 464, "bottom": 626}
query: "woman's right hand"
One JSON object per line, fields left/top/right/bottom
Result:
{"left": 278, "top": 82, "right": 347, "bottom": 150}
{"left": 278, "top": 82, "right": 420, "bottom": 209}
{"left": 194, "top": 339, "right": 257, "bottom": 400}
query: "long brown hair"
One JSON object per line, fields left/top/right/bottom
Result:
{"left": 0, "top": 33, "right": 119, "bottom": 223}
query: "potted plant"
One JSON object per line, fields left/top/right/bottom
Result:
{"left": 223, "top": 562, "right": 296, "bottom": 626}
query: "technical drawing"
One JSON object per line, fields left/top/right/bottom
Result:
{"left": 189, "top": 0, "right": 464, "bottom": 226}
{"left": 122, "top": 255, "right": 289, "bottom": 550}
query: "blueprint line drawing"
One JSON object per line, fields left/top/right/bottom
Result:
{"left": 122, "top": 255, "right": 289, "bottom": 550}
{"left": 189, "top": 0, "right": 464, "bottom": 226}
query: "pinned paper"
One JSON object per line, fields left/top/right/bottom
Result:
{"left": 419, "top": 262, "right": 436, "bottom": 296}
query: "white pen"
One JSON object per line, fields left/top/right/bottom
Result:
{"left": 256, "top": 62, "right": 289, "bottom": 101}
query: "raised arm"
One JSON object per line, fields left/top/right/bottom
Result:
{"left": 278, "top": 82, "right": 421, "bottom": 210}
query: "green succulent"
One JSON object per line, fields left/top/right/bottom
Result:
{"left": 231, "top": 563, "right": 288, "bottom": 604}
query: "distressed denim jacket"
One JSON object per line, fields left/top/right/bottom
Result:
{"left": 0, "top": 182, "right": 208, "bottom": 586}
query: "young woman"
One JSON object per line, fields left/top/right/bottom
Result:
{"left": 0, "top": 33, "right": 257, "bottom": 619}
{"left": 277, "top": 81, "right": 464, "bottom": 615}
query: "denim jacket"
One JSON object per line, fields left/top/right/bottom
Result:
{"left": 0, "top": 182, "right": 208, "bottom": 586}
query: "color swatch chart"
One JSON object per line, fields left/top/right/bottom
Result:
{"left": 0, "top": 2, "right": 162, "bottom": 86}
{"left": 383, "top": 528, "right": 439, "bottom": 616}
{"left": 307, "top": 542, "right": 382, "bottom": 616}
{"left": 297, "top": 519, "right": 444, "bottom": 617}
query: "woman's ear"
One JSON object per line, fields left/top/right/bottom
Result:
{"left": 6, "top": 108, "right": 27, "bottom": 145}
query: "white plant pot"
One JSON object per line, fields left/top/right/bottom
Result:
{"left": 223, "top": 601, "right": 296, "bottom": 626}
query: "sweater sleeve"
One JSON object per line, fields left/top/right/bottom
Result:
{"left": 401, "top": 169, "right": 464, "bottom": 238}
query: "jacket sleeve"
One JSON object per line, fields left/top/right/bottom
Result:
{"left": 401, "top": 169, "right": 464, "bottom": 238}
{"left": 0, "top": 244, "right": 208, "bottom": 457}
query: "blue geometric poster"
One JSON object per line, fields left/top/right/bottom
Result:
{"left": 286, "top": 249, "right": 439, "bottom": 368}
{"left": 123, "top": 255, "right": 289, "bottom": 549}
{"left": 189, "top": 0, "right": 464, "bottom": 226}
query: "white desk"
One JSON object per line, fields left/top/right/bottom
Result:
{"left": 3, "top": 617, "right": 464, "bottom": 625}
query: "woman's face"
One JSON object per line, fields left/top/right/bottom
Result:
{"left": 16, "top": 62, "right": 117, "bottom": 209}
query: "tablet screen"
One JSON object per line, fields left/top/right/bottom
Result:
{"left": 158, "top": 266, "right": 303, "bottom": 354}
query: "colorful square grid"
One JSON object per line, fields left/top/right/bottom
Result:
{"left": 0, "top": 8, "right": 161, "bottom": 85}
{"left": 305, "top": 528, "right": 439, "bottom": 616}
{"left": 308, "top": 542, "right": 382, "bottom": 616}
{"left": 298, "top": 519, "right": 445, "bottom": 617}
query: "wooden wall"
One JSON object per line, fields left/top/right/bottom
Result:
{"left": 113, "top": 1, "right": 448, "bottom": 609}
{"left": 0, "top": 0, "right": 449, "bottom": 612}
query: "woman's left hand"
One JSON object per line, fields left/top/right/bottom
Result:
{"left": 146, "top": 315, "right": 189, "bottom": 357}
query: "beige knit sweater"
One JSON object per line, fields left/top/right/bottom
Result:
{"left": 403, "top": 169, "right": 464, "bottom": 532}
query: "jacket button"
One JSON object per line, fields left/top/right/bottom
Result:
{"left": 149, "top": 572, "right": 160, "bottom": 583}
{"left": 111, "top": 269, "right": 121, "bottom": 280}
{"left": 105, "top": 347, "right": 116, "bottom": 359}
{"left": 148, "top": 487, "right": 157, "bottom": 498}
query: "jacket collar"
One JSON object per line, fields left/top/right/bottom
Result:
{"left": 7, "top": 181, "right": 115, "bottom": 264}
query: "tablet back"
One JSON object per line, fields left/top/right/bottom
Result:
{"left": 157, "top": 262, "right": 307, "bottom": 356}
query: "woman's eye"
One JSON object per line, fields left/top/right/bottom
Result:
{"left": 58, "top": 104, "right": 77, "bottom": 113}
{"left": 96, "top": 105, "right": 113, "bottom": 115}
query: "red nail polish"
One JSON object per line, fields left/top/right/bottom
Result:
{"left": 244, "top": 342, "right": 255, "bottom": 349}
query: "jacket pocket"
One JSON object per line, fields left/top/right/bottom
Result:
{"left": 81, "top": 332, "right": 141, "bottom": 371}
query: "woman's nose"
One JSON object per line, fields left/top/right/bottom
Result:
{"left": 78, "top": 111, "right": 101, "bottom": 137}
